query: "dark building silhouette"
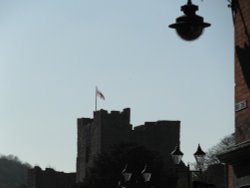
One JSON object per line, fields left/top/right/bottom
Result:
{"left": 27, "top": 166, "right": 76, "bottom": 188}
{"left": 27, "top": 108, "right": 181, "bottom": 187}
{"left": 76, "top": 108, "right": 180, "bottom": 182}
{"left": 203, "top": 164, "right": 227, "bottom": 188}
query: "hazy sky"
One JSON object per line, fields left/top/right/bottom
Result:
{"left": 0, "top": 0, "right": 234, "bottom": 172}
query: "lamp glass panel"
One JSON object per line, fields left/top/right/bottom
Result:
{"left": 142, "top": 173, "right": 152, "bottom": 182}
{"left": 123, "top": 172, "right": 132, "bottom": 182}
{"left": 172, "top": 154, "right": 183, "bottom": 165}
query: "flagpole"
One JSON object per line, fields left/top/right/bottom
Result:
{"left": 95, "top": 86, "right": 97, "bottom": 111}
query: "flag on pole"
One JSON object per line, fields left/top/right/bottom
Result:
{"left": 95, "top": 87, "right": 105, "bottom": 111}
{"left": 96, "top": 87, "right": 105, "bottom": 100}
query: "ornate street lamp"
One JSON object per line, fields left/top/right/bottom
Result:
{"left": 171, "top": 145, "right": 206, "bottom": 188}
{"left": 171, "top": 145, "right": 184, "bottom": 165}
{"left": 141, "top": 164, "right": 152, "bottom": 182}
{"left": 193, "top": 144, "right": 206, "bottom": 169}
{"left": 169, "top": 0, "right": 211, "bottom": 41}
{"left": 118, "top": 164, "right": 152, "bottom": 188}
{"left": 121, "top": 164, "right": 132, "bottom": 182}
{"left": 171, "top": 144, "right": 206, "bottom": 168}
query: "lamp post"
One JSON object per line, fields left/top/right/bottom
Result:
{"left": 171, "top": 144, "right": 206, "bottom": 188}
{"left": 118, "top": 164, "right": 152, "bottom": 188}
{"left": 169, "top": 0, "right": 211, "bottom": 41}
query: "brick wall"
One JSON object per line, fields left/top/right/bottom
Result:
{"left": 235, "top": 0, "right": 250, "bottom": 144}
{"left": 226, "top": 0, "right": 250, "bottom": 188}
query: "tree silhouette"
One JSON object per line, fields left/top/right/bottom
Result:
{"left": 0, "top": 154, "right": 31, "bottom": 188}
{"left": 79, "top": 143, "right": 177, "bottom": 188}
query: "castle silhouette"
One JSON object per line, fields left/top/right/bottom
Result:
{"left": 28, "top": 108, "right": 181, "bottom": 187}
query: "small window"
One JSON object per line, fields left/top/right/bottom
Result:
{"left": 86, "top": 146, "right": 90, "bottom": 163}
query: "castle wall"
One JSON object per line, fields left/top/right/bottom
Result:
{"left": 27, "top": 166, "right": 75, "bottom": 188}
{"left": 132, "top": 121, "right": 180, "bottom": 167}
{"left": 100, "top": 108, "right": 132, "bottom": 153}
{"left": 76, "top": 118, "right": 93, "bottom": 182}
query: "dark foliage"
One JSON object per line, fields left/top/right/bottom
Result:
{"left": 0, "top": 154, "right": 31, "bottom": 188}
{"left": 204, "top": 134, "right": 235, "bottom": 169}
{"left": 191, "top": 134, "right": 235, "bottom": 170}
{"left": 80, "top": 143, "right": 177, "bottom": 188}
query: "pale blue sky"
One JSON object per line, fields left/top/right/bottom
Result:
{"left": 0, "top": 0, "right": 234, "bottom": 172}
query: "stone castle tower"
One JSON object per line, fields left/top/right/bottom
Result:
{"left": 76, "top": 108, "right": 180, "bottom": 182}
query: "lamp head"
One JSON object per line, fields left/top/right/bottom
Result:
{"left": 194, "top": 144, "right": 206, "bottom": 168}
{"left": 141, "top": 164, "right": 152, "bottom": 182}
{"left": 169, "top": 0, "right": 211, "bottom": 41}
{"left": 121, "top": 164, "right": 132, "bottom": 182}
{"left": 171, "top": 145, "right": 184, "bottom": 165}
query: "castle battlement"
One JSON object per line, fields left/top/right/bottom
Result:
{"left": 93, "top": 108, "right": 130, "bottom": 121}
{"left": 77, "top": 118, "right": 93, "bottom": 127}
{"left": 134, "top": 120, "right": 180, "bottom": 130}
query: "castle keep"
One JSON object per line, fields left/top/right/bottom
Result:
{"left": 76, "top": 108, "right": 180, "bottom": 182}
